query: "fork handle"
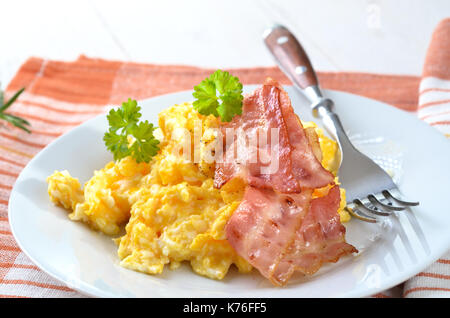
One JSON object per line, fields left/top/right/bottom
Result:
{"left": 263, "top": 24, "right": 351, "bottom": 148}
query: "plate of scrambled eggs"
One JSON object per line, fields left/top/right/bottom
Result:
{"left": 8, "top": 86, "right": 450, "bottom": 297}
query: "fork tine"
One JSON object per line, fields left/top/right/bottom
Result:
{"left": 382, "top": 190, "right": 419, "bottom": 207}
{"left": 367, "top": 194, "right": 406, "bottom": 211}
{"left": 353, "top": 198, "right": 391, "bottom": 216}
{"left": 345, "top": 206, "right": 377, "bottom": 223}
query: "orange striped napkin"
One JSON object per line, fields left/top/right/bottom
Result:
{"left": 1, "top": 19, "right": 449, "bottom": 298}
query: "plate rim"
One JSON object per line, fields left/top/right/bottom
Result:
{"left": 8, "top": 86, "right": 450, "bottom": 298}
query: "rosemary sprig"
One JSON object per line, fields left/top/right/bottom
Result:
{"left": 0, "top": 87, "right": 31, "bottom": 133}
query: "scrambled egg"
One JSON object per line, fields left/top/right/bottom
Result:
{"left": 48, "top": 158, "right": 149, "bottom": 235}
{"left": 47, "top": 102, "right": 349, "bottom": 280}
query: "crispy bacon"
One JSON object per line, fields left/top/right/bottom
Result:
{"left": 214, "top": 78, "right": 333, "bottom": 193}
{"left": 220, "top": 79, "right": 356, "bottom": 286}
{"left": 271, "top": 185, "right": 358, "bottom": 285}
{"left": 304, "top": 127, "right": 322, "bottom": 162}
{"left": 225, "top": 186, "right": 312, "bottom": 281}
{"left": 225, "top": 185, "right": 356, "bottom": 286}
{"left": 267, "top": 78, "right": 334, "bottom": 189}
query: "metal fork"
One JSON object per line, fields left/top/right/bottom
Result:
{"left": 263, "top": 24, "right": 419, "bottom": 223}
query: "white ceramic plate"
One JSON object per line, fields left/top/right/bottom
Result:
{"left": 9, "top": 86, "right": 450, "bottom": 297}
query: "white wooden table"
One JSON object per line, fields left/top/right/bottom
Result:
{"left": 1, "top": 0, "right": 449, "bottom": 87}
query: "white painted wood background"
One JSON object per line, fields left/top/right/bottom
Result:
{"left": 1, "top": 0, "right": 449, "bottom": 87}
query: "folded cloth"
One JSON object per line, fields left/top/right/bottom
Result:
{"left": 0, "top": 18, "right": 449, "bottom": 298}
{"left": 401, "top": 18, "right": 450, "bottom": 298}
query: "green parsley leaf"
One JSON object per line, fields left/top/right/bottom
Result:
{"left": 106, "top": 98, "right": 141, "bottom": 132}
{"left": 192, "top": 70, "right": 243, "bottom": 122}
{"left": 128, "top": 121, "right": 160, "bottom": 163}
{"left": 103, "top": 128, "right": 130, "bottom": 161}
{"left": 103, "top": 99, "right": 159, "bottom": 163}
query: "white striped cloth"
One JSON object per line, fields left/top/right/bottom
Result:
{"left": 401, "top": 18, "right": 450, "bottom": 298}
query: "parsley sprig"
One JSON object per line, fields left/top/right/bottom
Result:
{"left": 192, "top": 70, "right": 243, "bottom": 122}
{"left": 103, "top": 99, "right": 159, "bottom": 163}
{"left": 0, "top": 87, "right": 31, "bottom": 133}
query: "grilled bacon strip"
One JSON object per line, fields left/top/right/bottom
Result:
{"left": 225, "top": 185, "right": 356, "bottom": 286}
{"left": 271, "top": 185, "right": 358, "bottom": 285}
{"left": 225, "top": 186, "right": 312, "bottom": 281}
{"left": 219, "top": 79, "right": 356, "bottom": 286}
{"left": 214, "top": 78, "right": 334, "bottom": 193}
